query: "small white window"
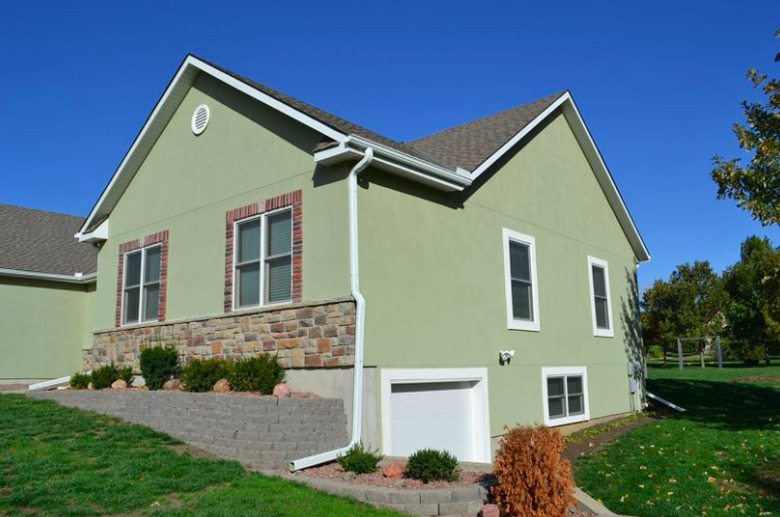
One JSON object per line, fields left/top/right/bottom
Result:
{"left": 587, "top": 256, "right": 613, "bottom": 337}
{"left": 234, "top": 208, "right": 293, "bottom": 309}
{"left": 503, "top": 228, "right": 540, "bottom": 331}
{"left": 542, "top": 367, "right": 590, "bottom": 426}
{"left": 122, "top": 245, "right": 162, "bottom": 325}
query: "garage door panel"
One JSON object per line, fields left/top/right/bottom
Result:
{"left": 389, "top": 381, "right": 478, "bottom": 461}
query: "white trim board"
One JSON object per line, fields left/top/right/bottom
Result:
{"left": 380, "top": 367, "right": 491, "bottom": 463}
{"left": 0, "top": 268, "right": 96, "bottom": 284}
{"left": 541, "top": 366, "right": 590, "bottom": 427}
{"left": 587, "top": 255, "right": 614, "bottom": 338}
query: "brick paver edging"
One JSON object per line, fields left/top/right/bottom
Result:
{"left": 273, "top": 473, "right": 491, "bottom": 517}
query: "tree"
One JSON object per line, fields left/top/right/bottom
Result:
{"left": 641, "top": 262, "right": 727, "bottom": 367}
{"left": 725, "top": 236, "right": 780, "bottom": 364}
{"left": 711, "top": 29, "right": 780, "bottom": 225}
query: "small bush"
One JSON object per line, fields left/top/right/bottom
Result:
{"left": 336, "top": 443, "right": 384, "bottom": 474}
{"left": 140, "top": 346, "right": 180, "bottom": 390}
{"left": 180, "top": 358, "right": 230, "bottom": 392}
{"left": 227, "top": 354, "right": 285, "bottom": 394}
{"left": 405, "top": 449, "right": 460, "bottom": 483}
{"left": 90, "top": 363, "right": 134, "bottom": 390}
{"left": 492, "top": 424, "right": 575, "bottom": 517}
{"left": 70, "top": 372, "right": 91, "bottom": 390}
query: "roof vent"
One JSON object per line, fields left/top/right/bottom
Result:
{"left": 191, "top": 104, "right": 210, "bottom": 135}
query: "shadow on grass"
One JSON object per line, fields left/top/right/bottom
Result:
{"left": 648, "top": 377, "right": 780, "bottom": 431}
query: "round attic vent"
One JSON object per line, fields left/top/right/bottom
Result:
{"left": 191, "top": 104, "right": 210, "bottom": 135}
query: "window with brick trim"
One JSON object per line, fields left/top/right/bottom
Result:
{"left": 224, "top": 191, "right": 302, "bottom": 312}
{"left": 116, "top": 231, "right": 169, "bottom": 327}
{"left": 235, "top": 208, "right": 293, "bottom": 308}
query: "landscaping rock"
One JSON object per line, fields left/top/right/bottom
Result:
{"left": 273, "top": 382, "right": 291, "bottom": 397}
{"left": 163, "top": 379, "right": 182, "bottom": 391}
{"left": 213, "top": 379, "right": 231, "bottom": 393}
{"left": 87, "top": 382, "right": 94, "bottom": 390}
{"left": 111, "top": 380, "right": 127, "bottom": 389}
{"left": 480, "top": 503, "right": 500, "bottom": 517}
{"left": 382, "top": 462, "right": 404, "bottom": 479}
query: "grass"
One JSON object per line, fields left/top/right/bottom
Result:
{"left": 575, "top": 363, "right": 780, "bottom": 517}
{"left": 0, "top": 394, "right": 401, "bottom": 517}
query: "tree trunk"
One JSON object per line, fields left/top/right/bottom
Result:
{"left": 700, "top": 348, "right": 706, "bottom": 369}
{"left": 663, "top": 348, "right": 667, "bottom": 365}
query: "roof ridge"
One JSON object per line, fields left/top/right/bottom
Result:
{"left": 408, "top": 90, "right": 567, "bottom": 145}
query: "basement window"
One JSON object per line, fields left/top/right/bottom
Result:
{"left": 542, "top": 367, "right": 590, "bottom": 426}
{"left": 123, "top": 245, "right": 162, "bottom": 325}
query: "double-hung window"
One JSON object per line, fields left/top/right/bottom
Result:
{"left": 587, "top": 256, "right": 613, "bottom": 337}
{"left": 542, "top": 367, "right": 589, "bottom": 426}
{"left": 503, "top": 228, "right": 540, "bottom": 331}
{"left": 123, "top": 245, "right": 162, "bottom": 325}
{"left": 235, "top": 208, "right": 293, "bottom": 309}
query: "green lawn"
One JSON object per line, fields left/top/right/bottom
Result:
{"left": 0, "top": 394, "right": 401, "bottom": 517}
{"left": 575, "top": 364, "right": 780, "bottom": 517}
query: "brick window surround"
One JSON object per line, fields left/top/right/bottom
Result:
{"left": 224, "top": 190, "right": 303, "bottom": 312}
{"left": 115, "top": 231, "right": 170, "bottom": 327}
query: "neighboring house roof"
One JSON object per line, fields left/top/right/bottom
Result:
{"left": 0, "top": 204, "right": 97, "bottom": 279}
{"left": 408, "top": 92, "right": 566, "bottom": 171}
{"left": 76, "top": 54, "right": 650, "bottom": 262}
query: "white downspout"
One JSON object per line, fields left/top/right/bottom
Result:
{"left": 290, "top": 147, "right": 374, "bottom": 471}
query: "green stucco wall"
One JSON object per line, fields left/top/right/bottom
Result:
{"left": 93, "top": 73, "right": 350, "bottom": 330}
{"left": 359, "top": 112, "right": 643, "bottom": 437}
{"left": 0, "top": 277, "right": 94, "bottom": 381}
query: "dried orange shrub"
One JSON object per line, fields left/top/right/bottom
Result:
{"left": 492, "top": 424, "right": 575, "bottom": 517}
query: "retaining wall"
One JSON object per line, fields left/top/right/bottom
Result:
{"left": 30, "top": 390, "right": 348, "bottom": 470}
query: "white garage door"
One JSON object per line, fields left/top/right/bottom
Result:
{"left": 389, "top": 380, "right": 480, "bottom": 461}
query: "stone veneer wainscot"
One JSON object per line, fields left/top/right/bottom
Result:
{"left": 85, "top": 297, "right": 356, "bottom": 371}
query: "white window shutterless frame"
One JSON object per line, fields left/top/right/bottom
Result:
{"left": 233, "top": 207, "right": 293, "bottom": 310}
{"left": 541, "top": 366, "right": 590, "bottom": 426}
{"left": 122, "top": 244, "right": 162, "bottom": 325}
{"left": 587, "top": 256, "right": 614, "bottom": 337}
{"left": 503, "top": 228, "right": 540, "bottom": 331}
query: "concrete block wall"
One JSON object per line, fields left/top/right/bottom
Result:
{"left": 30, "top": 391, "right": 348, "bottom": 470}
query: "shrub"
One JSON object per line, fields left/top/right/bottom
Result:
{"left": 227, "top": 354, "right": 285, "bottom": 394}
{"left": 70, "top": 372, "right": 91, "bottom": 390}
{"left": 492, "top": 424, "right": 575, "bottom": 517}
{"left": 405, "top": 449, "right": 460, "bottom": 483}
{"left": 336, "top": 443, "right": 383, "bottom": 474}
{"left": 180, "top": 358, "right": 230, "bottom": 392}
{"left": 90, "top": 363, "right": 134, "bottom": 390}
{"left": 140, "top": 346, "right": 180, "bottom": 390}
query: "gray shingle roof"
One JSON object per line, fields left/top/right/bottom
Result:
{"left": 0, "top": 204, "right": 98, "bottom": 276}
{"left": 407, "top": 92, "right": 566, "bottom": 171}
{"left": 198, "top": 56, "right": 563, "bottom": 172}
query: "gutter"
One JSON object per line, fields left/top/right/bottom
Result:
{"left": 290, "top": 147, "right": 375, "bottom": 471}
{"left": 0, "top": 268, "right": 97, "bottom": 284}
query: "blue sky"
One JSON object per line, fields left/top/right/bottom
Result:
{"left": 1, "top": 1, "right": 779, "bottom": 291}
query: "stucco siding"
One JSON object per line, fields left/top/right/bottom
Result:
{"left": 359, "top": 111, "right": 642, "bottom": 437}
{"left": 0, "top": 277, "right": 92, "bottom": 381}
{"left": 93, "top": 73, "right": 350, "bottom": 330}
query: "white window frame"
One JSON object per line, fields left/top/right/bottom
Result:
{"left": 121, "top": 243, "right": 162, "bottom": 326}
{"left": 541, "top": 366, "right": 590, "bottom": 426}
{"left": 232, "top": 207, "right": 293, "bottom": 311}
{"left": 587, "top": 256, "right": 614, "bottom": 337}
{"left": 502, "top": 228, "right": 540, "bottom": 331}
{"left": 380, "top": 367, "right": 492, "bottom": 463}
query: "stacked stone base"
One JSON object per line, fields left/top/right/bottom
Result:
{"left": 84, "top": 297, "right": 356, "bottom": 372}
{"left": 30, "top": 390, "right": 348, "bottom": 470}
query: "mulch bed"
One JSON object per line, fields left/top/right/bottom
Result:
{"left": 0, "top": 384, "right": 28, "bottom": 392}
{"left": 562, "top": 414, "right": 657, "bottom": 465}
{"left": 293, "top": 461, "right": 494, "bottom": 490}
